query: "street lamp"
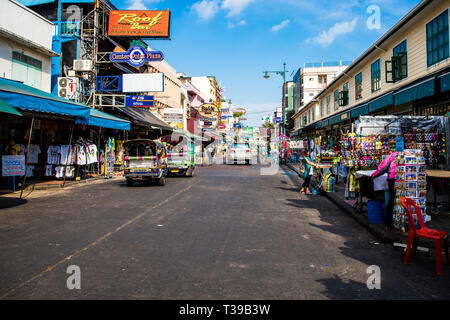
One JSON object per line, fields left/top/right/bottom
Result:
{"left": 262, "top": 63, "right": 288, "bottom": 137}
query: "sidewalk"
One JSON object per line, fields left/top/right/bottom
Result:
{"left": 0, "top": 173, "right": 123, "bottom": 199}
{"left": 285, "top": 162, "right": 450, "bottom": 247}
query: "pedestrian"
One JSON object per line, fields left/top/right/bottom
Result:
{"left": 300, "top": 150, "right": 317, "bottom": 195}
{"left": 372, "top": 151, "right": 398, "bottom": 230}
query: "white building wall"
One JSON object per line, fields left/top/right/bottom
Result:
{"left": 190, "top": 77, "right": 215, "bottom": 103}
{"left": 0, "top": 0, "right": 54, "bottom": 51}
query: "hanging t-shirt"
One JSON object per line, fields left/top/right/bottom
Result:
{"left": 60, "top": 145, "right": 74, "bottom": 165}
{"left": 55, "top": 166, "right": 64, "bottom": 178}
{"left": 47, "top": 146, "right": 61, "bottom": 164}
{"left": 76, "top": 145, "right": 87, "bottom": 165}
{"left": 86, "top": 144, "right": 98, "bottom": 164}
{"left": 26, "top": 165, "right": 34, "bottom": 177}
{"left": 28, "top": 144, "right": 41, "bottom": 164}
{"left": 45, "top": 165, "right": 53, "bottom": 176}
{"left": 17, "top": 144, "right": 26, "bottom": 156}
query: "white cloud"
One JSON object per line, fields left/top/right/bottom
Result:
{"left": 308, "top": 18, "right": 358, "bottom": 46}
{"left": 270, "top": 19, "right": 290, "bottom": 32}
{"left": 221, "top": 0, "right": 256, "bottom": 17}
{"left": 126, "top": 0, "right": 163, "bottom": 10}
{"left": 228, "top": 19, "right": 247, "bottom": 29}
{"left": 191, "top": 0, "right": 220, "bottom": 21}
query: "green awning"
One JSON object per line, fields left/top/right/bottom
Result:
{"left": 440, "top": 72, "right": 450, "bottom": 92}
{"left": 394, "top": 78, "right": 434, "bottom": 106}
{"left": 329, "top": 111, "right": 350, "bottom": 125}
{"left": 368, "top": 92, "right": 393, "bottom": 112}
{"left": 350, "top": 104, "right": 369, "bottom": 119}
{"left": 0, "top": 98, "right": 22, "bottom": 116}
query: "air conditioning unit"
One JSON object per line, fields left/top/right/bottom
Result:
{"left": 73, "top": 59, "right": 93, "bottom": 72}
{"left": 58, "top": 77, "right": 79, "bottom": 100}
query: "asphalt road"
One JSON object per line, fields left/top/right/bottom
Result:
{"left": 0, "top": 164, "right": 449, "bottom": 300}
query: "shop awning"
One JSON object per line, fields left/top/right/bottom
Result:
{"left": 329, "top": 111, "right": 350, "bottom": 125}
{"left": 368, "top": 92, "right": 393, "bottom": 112}
{"left": 76, "top": 108, "right": 130, "bottom": 131}
{"left": 117, "top": 107, "right": 173, "bottom": 131}
{"left": 394, "top": 78, "right": 434, "bottom": 106}
{"left": 440, "top": 72, "right": 450, "bottom": 92}
{"left": 0, "top": 98, "right": 22, "bottom": 117}
{"left": 350, "top": 104, "right": 369, "bottom": 119}
{"left": 0, "top": 78, "right": 90, "bottom": 118}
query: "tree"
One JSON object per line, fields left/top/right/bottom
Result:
{"left": 262, "top": 122, "right": 274, "bottom": 128}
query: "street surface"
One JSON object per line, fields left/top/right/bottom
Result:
{"left": 0, "top": 165, "right": 449, "bottom": 299}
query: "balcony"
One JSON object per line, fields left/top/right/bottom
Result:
{"left": 55, "top": 21, "right": 80, "bottom": 37}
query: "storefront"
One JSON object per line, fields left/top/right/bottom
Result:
{"left": 0, "top": 78, "right": 130, "bottom": 189}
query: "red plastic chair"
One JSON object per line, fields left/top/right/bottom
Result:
{"left": 401, "top": 197, "right": 449, "bottom": 275}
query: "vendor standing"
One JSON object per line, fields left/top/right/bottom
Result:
{"left": 300, "top": 150, "right": 318, "bottom": 195}
{"left": 372, "top": 152, "right": 398, "bottom": 230}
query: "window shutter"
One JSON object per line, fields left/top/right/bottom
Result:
{"left": 338, "top": 91, "right": 344, "bottom": 106}
{"left": 385, "top": 59, "right": 394, "bottom": 83}
{"left": 399, "top": 52, "right": 408, "bottom": 79}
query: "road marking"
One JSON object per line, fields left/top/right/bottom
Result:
{"left": 0, "top": 181, "right": 199, "bottom": 299}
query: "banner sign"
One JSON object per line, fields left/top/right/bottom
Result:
{"left": 2, "top": 155, "right": 25, "bottom": 177}
{"left": 110, "top": 46, "right": 164, "bottom": 68}
{"left": 108, "top": 10, "right": 171, "bottom": 38}
{"left": 125, "top": 95, "right": 154, "bottom": 107}
{"left": 198, "top": 104, "right": 219, "bottom": 118}
{"left": 276, "top": 117, "right": 282, "bottom": 123}
{"left": 163, "top": 108, "right": 184, "bottom": 123}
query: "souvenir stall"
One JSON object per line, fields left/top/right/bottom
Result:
{"left": 338, "top": 115, "right": 448, "bottom": 230}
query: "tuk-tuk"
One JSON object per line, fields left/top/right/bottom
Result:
{"left": 123, "top": 139, "right": 168, "bottom": 186}
{"left": 162, "top": 131, "right": 196, "bottom": 177}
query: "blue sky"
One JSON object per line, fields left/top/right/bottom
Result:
{"left": 113, "top": 0, "right": 421, "bottom": 127}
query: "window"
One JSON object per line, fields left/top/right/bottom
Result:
{"left": 371, "top": 59, "right": 381, "bottom": 92}
{"left": 318, "top": 75, "right": 327, "bottom": 84}
{"left": 11, "top": 51, "right": 42, "bottom": 89}
{"left": 339, "top": 82, "right": 349, "bottom": 106}
{"left": 334, "top": 89, "right": 339, "bottom": 110}
{"left": 326, "top": 95, "right": 331, "bottom": 114}
{"left": 426, "top": 10, "right": 449, "bottom": 67}
{"left": 387, "top": 40, "right": 408, "bottom": 82}
{"left": 320, "top": 100, "right": 324, "bottom": 117}
{"left": 312, "top": 106, "right": 315, "bottom": 122}
{"left": 309, "top": 93, "right": 314, "bottom": 96}
{"left": 355, "top": 72, "right": 363, "bottom": 100}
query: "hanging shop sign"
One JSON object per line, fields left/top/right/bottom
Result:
{"left": 276, "top": 117, "right": 282, "bottom": 123}
{"left": 198, "top": 103, "right": 219, "bottom": 118}
{"left": 2, "top": 155, "right": 25, "bottom": 177}
{"left": 163, "top": 108, "right": 184, "bottom": 123}
{"left": 125, "top": 95, "right": 154, "bottom": 107}
{"left": 109, "top": 46, "right": 164, "bottom": 68}
{"left": 218, "top": 124, "right": 226, "bottom": 130}
{"left": 233, "top": 108, "right": 246, "bottom": 115}
{"left": 108, "top": 10, "right": 171, "bottom": 38}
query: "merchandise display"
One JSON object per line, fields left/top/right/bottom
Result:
{"left": 393, "top": 149, "right": 431, "bottom": 232}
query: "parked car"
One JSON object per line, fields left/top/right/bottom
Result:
{"left": 162, "top": 131, "right": 196, "bottom": 177}
{"left": 227, "top": 143, "right": 252, "bottom": 165}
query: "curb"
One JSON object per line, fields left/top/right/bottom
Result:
{"left": 284, "top": 163, "right": 406, "bottom": 244}
{"left": 24, "top": 176, "right": 120, "bottom": 191}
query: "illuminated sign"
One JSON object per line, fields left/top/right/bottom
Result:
{"left": 108, "top": 10, "right": 171, "bottom": 38}
{"left": 110, "top": 46, "right": 163, "bottom": 67}
{"left": 198, "top": 103, "right": 219, "bottom": 118}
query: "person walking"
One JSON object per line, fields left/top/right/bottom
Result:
{"left": 300, "top": 150, "right": 317, "bottom": 195}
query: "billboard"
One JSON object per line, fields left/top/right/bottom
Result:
{"left": 122, "top": 73, "right": 164, "bottom": 93}
{"left": 108, "top": 10, "right": 171, "bottom": 38}
{"left": 163, "top": 108, "right": 184, "bottom": 123}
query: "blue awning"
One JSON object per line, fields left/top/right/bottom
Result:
{"left": 440, "top": 72, "right": 450, "bottom": 92}
{"left": 350, "top": 104, "right": 369, "bottom": 119}
{"left": 0, "top": 78, "right": 90, "bottom": 118}
{"left": 394, "top": 78, "right": 434, "bottom": 106}
{"left": 76, "top": 108, "right": 130, "bottom": 131}
{"left": 16, "top": 0, "right": 55, "bottom": 6}
{"left": 368, "top": 92, "right": 393, "bottom": 112}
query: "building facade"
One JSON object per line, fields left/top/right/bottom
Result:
{"left": 293, "top": 0, "right": 450, "bottom": 136}
{"left": 0, "top": 0, "right": 57, "bottom": 92}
